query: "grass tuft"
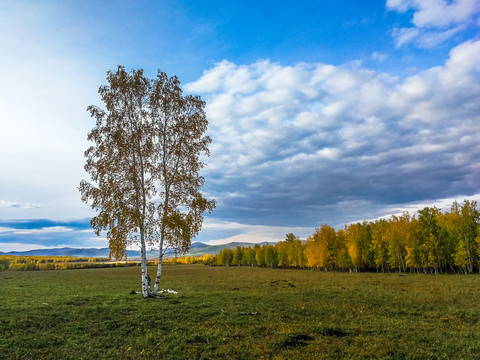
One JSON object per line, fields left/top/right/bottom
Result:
{"left": 314, "top": 324, "right": 349, "bottom": 337}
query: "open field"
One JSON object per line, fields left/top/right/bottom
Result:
{"left": 1, "top": 265, "right": 480, "bottom": 359}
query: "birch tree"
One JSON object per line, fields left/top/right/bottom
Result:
{"left": 304, "top": 225, "right": 333, "bottom": 269}
{"left": 79, "top": 66, "right": 215, "bottom": 297}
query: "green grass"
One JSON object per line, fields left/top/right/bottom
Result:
{"left": 1, "top": 265, "right": 480, "bottom": 359}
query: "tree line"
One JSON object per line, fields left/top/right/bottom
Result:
{"left": 206, "top": 200, "right": 480, "bottom": 274}
{"left": 0, "top": 256, "right": 118, "bottom": 271}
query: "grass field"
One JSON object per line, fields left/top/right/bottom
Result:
{"left": 1, "top": 265, "right": 480, "bottom": 359}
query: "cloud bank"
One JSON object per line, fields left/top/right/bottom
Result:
{"left": 387, "top": 0, "right": 480, "bottom": 47}
{"left": 188, "top": 39, "right": 480, "bottom": 227}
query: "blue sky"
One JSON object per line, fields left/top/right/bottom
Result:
{"left": 1, "top": 0, "right": 479, "bottom": 252}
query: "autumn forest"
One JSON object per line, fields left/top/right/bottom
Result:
{"left": 207, "top": 200, "right": 480, "bottom": 274}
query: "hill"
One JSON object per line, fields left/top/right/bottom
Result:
{"left": 0, "top": 241, "right": 273, "bottom": 259}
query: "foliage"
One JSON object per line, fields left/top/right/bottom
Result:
{"left": 0, "top": 256, "right": 127, "bottom": 271}
{"left": 206, "top": 200, "right": 480, "bottom": 274}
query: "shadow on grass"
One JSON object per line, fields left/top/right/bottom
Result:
{"left": 277, "top": 333, "right": 314, "bottom": 349}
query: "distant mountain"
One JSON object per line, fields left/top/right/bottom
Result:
{"left": 4, "top": 247, "right": 111, "bottom": 258}
{"left": 0, "top": 241, "right": 274, "bottom": 259}
{"left": 2, "top": 247, "right": 168, "bottom": 259}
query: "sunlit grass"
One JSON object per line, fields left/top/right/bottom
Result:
{"left": 1, "top": 265, "right": 480, "bottom": 359}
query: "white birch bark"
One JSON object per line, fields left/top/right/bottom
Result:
{"left": 152, "top": 256, "right": 163, "bottom": 295}
{"left": 152, "top": 238, "right": 164, "bottom": 295}
{"left": 140, "top": 228, "right": 150, "bottom": 297}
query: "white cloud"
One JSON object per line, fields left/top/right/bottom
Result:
{"left": 206, "top": 233, "right": 279, "bottom": 245}
{"left": 0, "top": 200, "right": 42, "bottom": 209}
{"left": 387, "top": 0, "right": 480, "bottom": 47}
{"left": 387, "top": 0, "right": 479, "bottom": 27}
{"left": 416, "top": 25, "right": 465, "bottom": 47}
{"left": 0, "top": 243, "right": 52, "bottom": 252}
{"left": 0, "top": 227, "right": 16, "bottom": 234}
{"left": 12, "top": 226, "right": 73, "bottom": 235}
{"left": 351, "top": 193, "right": 480, "bottom": 225}
{"left": 5, "top": 226, "right": 73, "bottom": 235}
{"left": 413, "top": 0, "right": 477, "bottom": 28}
{"left": 188, "top": 39, "right": 480, "bottom": 227}
{"left": 371, "top": 52, "right": 390, "bottom": 63}
{"left": 202, "top": 219, "right": 314, "bottom": 245}
{"left": 392, "top": 27, "right": 421, "bottom": 47}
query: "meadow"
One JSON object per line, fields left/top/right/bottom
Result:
{"left": 1, "top": 264, "right": 480, "bottom": 359}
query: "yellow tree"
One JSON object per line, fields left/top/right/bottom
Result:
{"left": 233, "top": 246, "right": 244, "bottom": 266}
{"left": 304, "top": 224, "right": 334, "bottom": 269}
{"left": 80, "top": 67, "right": 215, "bottom": 297}
{"left": 334, "top": 229, "right": 352, "bottom": 270}
{"left": 438, "top": 201, "right": 479, "bottom": 273}
{"left": 201, "top": 254, "right": 213, "bottom": 264}
{"left": 456, "top": 200, "right": 480, "bottom": 273}
{"left": 219, "top": 248, "right": 233, "bottom": 266}
{"left": 417, "top": 206, "right": 451, "bottom": 273}
{"left": 345, "top": 223, "right": 362, "bottom": 271}
{"left": 304, "top": 235, "right": 320, "bottom": 268}
{"left": 294, "top": 239, "right": 307, "bottom": 268}
{"left": 405, "top": 217, "right": 424, "bottom": 271}
{"left": 475, "top": 226, "right": 480, "bottom": 268}
{"left": 255, "top": 245, "right": 266, "bottom": 267}
{"left": 435, "top": 211, "right": 457, "bottom": 271}
{"left": 371, "top": 219, "right": 389, "bottom": 272}
{"left": 345, "top": 222, "right": 373, "bottom": 271}
{"left": 243, "top": 247, "right": 257, "bottom": 266}
{"left": 264, "top": 244, "right": 278, "bottom": 268}
{"left": 276, "top": 241, "right": 289, "bottom": 267}
{"left": 380, "top": 213, "right": 412, "bottom": 272}
{"left": 284, "top": 233, "right": 300, "bottom": 267}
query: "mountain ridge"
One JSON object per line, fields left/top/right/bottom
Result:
{"left": 0, "top": 241, "right": 274, "bottom": 258}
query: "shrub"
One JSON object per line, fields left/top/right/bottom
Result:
{"left": 0, "top": 259, "right": 10, "bottom": 271}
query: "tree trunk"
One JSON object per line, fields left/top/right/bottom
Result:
{"left": 140, "top": 226, "right": 150, "bottom": 298}
{"left": 152, "top": 243, "right": 164, "bottom": 295}
{"left": 153, "top": 182, "right": 170, "bottom": 296}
